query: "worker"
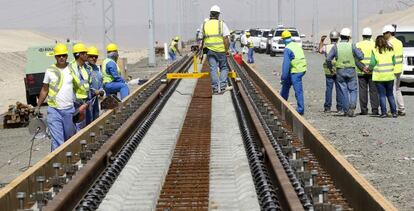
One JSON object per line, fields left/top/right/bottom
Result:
{"left": 86, "top": 46, "right": 104, "bottom": 122}
{"left": 102, "top": 43, "right": 130, "bottom": 100}
{"left": 356, "top": 27, "right": 379, "bottom": 115}
{"left": 246, "top": 31, "right": 254, "bottom": 63}
{"left": 365, "top": 35, "right": 397, "bottom": 118}
{"left": 320, "top": 31, "right": 343, "bottom": 114}
{"left": 200, "top": 5, "right": 232, "bottom": 94}
{"left": 229, "top": 30, "right": 237, "bottom": 53}
{"left": 383, "top": 25, "right": 406, "bottom": 116}
{"left": 69, "top": 43, "right": 92, "bottom": 130}
{"left": 280, "top": 30, "right": 307, "bottom": 115}
{"left": 36, "top": 43, "right": 76, "bottom": 151}
{"left": 196, "top": 28, "right": 202, "bottom": 44}
{"left": 326, "top": 28, "right": 364, "bottom": 117}
{"left": 240, "top": 31, "right": 248, "bottom": 54}
{"left": 168, "top": 36, "right": 182, "bottom": 62}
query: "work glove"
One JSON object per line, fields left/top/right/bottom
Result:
{"left": 99, "top": 90, "right": 105, "bottom": 97}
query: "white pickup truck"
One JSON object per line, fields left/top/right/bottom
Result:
{"left": 396, "top": 26, "right": 414, "bottom": 87}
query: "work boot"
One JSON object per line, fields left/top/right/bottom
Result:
{"left": 398, "top": 111, "right": 406, "bottom": 116}
{"left": 336, "top": 110, "right": 345, "bottom": 116}
{"left": 323, "top": 108, "right": 331, "bottom": 113}
{"left": 220, "top": 86, "right": 233, "bottom": 93}
{"left": 371, "top": 110, "right": 379, "bottom": 116}
{"left": 392, "top": 113, "right": 398, "bottom": 118}
{"left": 359, "top": 111, "right": 368, "bottom": 115}
{"left": 347, "top": 109, "right": 356, "bottom": 117}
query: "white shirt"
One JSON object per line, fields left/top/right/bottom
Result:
{"left": 43, "top": 66, "right": 75, "bottom": 109}
{"left": 241, "top": 34, "right": 247, "bottom": 45}
{"left": 199, "top": 19, "right": 230, "bottom": 38}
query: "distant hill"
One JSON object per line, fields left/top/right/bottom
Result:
{"left": 0, "top": 30, "right": 59, "bottom": 53}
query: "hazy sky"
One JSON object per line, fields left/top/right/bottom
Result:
{"left": 0, "top": 0, "right": 407, "bottom": 50}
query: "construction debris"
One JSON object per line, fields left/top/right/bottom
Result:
{"left": 3, "top": 102, "right": 35, "bottom": 128}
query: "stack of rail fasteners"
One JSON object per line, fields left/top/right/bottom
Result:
{"left": 3, "top": 102, "right": 36, "bottom": 128}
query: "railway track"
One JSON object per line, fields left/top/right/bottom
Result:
{"left": 0, "top": 52, "right": 396, "bottom": 211}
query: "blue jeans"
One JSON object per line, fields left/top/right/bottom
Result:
{"left": 247, "top": 47, "right": 254, "bottom": 63}
{"left": 324, "top": 75, "right": 343, "bottom": 111}
{"left": 280, "top": 72, "right": 305, "bottom": 115}
{"left": 375, "top": 81, "right": 397, "bottom": 115}
{"left": 206, "top": 49, "right": 230, "bottom": 92}
{"left": 90, "top": 98, "right": 100, "bottom": 122}
{"left": 336, "top": 68, "right": 358, "bottom": 112}
{"left": 47, "top": 106, "right": 76, "bottom": 151}
{"left": 230, "top": 41, "right": 237, "bottom": 53}
{"left": 168, "top": 51, "right": 176, "bottom": 62}
{"left": 104, "top": 82, "right": 130, "bottom": 100}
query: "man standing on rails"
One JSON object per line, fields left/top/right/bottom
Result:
{"left": 102, "top": 43, "right": 130, "bottom": 100}
{"left": 86, "top": 46, "right": 104, "bottom": 122}
{"left": 200, "top": 5, "right": 233, "bottom": 94}
{"left": 383, "top": 25, "right": 406, "bottom": 116}
{"left": 319, "top": 31, "right": 344, "bottom": 114}
{"left": 356, "top": 27, "right": 379, "bottom": 115}
{"left": 168, "top": 36, "right": 182, "bottom": 62}
{"left": 36, "top": 43, "right": 76, "bottom": 151}
{"left": 280, "top": 30, "right": 307, "bottom": 115}
{"left": 326, "top": 28, "right": 364, "bottom": 117}
{"left": 69, "top": 43, "right": 92, "bottom": 130}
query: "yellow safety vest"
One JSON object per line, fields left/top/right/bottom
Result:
{"left": 286, "top": 42, "right": 307, "bottom": 73}
{"left": 169, "top": 40, "right": 177, "bottom": 53}
{"left": 335, "top": 42, "right": 356, "bottom": 69}
{"left": 203, "top": 19, "right": 226, "bottom": 53}
{"left": 68, "top": 60, "right": 90, "bottom": 100}
{"left": 372, "top": 48, "right": 396, "bottom": 82}
{"left": 389, "top": 36, "right": 403, "bottom": 74}
{"left": 356, "top": 39, "right": 375, "bottom": 75}
{"left": 323, "top": 44, "right": 336, "bottom": 75}
{"left": 102, "top": 58, "right": 121, "bottom": 84}
{"left": 46, "top": 65, "right": 65, "bottom": 108}
{"left": 247, "top": 37, "right": 253, "bottom": 48}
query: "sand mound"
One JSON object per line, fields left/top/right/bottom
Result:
{"left": 0, "top": 30, "right": 58, "bottom": 53}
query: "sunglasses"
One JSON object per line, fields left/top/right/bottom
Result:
{"left": 56, "top": 54, "right": 68, "bottom": 58}
{"left": 89, "top": 56, "right": 98, "bottom": 59}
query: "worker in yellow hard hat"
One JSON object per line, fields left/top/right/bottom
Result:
{"left": 168, "top": 36, "right": 182, "bottom": 62}
{"left": 36, "top": 43, "right": 76, "bottom": 151}
{"left": 68, "top": 42, "right": 92, "bottom": 130}
{"left": 280, "top": 30, "right": 307, "bottom": 115}
{"left": 86, "top": 46, "right": 104, "bottom": 122}
{"left": 246, "top": 31, "right": 254, "bottom": 63}
{"left": 102, "top": 43, "right": 129, "bottom": 99}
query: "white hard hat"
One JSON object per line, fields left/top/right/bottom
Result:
{"left": 362, "top": 27, "right": 372, "bottom": 36}
{"left": 210, "top": 5, "right": 220, "bottom": 13}
{"left": 197, "top": 28, "right": 200, "bottom": 31}
{"left": 204, "top": 18, "right": 209, "bottom": 22}
{"left": 340, "top": 28, "right": 351, "bottom": 37}
{"left": 382, "top": 25, "right": 395, "bottom": 33}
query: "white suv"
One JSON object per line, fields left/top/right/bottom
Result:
{"left": 395, "top": 26, "right": 414, "bottom": 87}
{"left": 270, "top": 27, "right": 302, "bottom": 56}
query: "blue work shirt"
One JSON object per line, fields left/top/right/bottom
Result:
{"left": 326, "top": 40, "right": 365, "bottom": 71}
{"left": 105, "top": 59, "right": 125, "bottom": 83}
{"left": 281, "top": 39, "right": 295, "bottom": 82}
{"left": 88, "top": 64, "right": 103, "bottom": 92}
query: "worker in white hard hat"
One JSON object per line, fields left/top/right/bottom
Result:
{"left": 326, "top": 27, "right": 364, "bottom": 117}
{"left": 200, "top": 5, "right": 233, "bottom": 94}
{"left": 240, "top": 30, "right": 249, "bottom": 54}
{"left": 196, "top": 28, "right": 202, "bottom": 44}
{"left": 320, "top": 31, "right": 344, "bottom": 113}
{"left": 383, "top": 24, "right": 406, "bottom": 116}
{"left": 356, "top": 27, "right": 379, "bottom": 115}
{"left": 168, "top": 36, "right": 182, "bottom": 62}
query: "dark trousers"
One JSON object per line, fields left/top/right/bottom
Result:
{"left": 375, "top": 81, "right": 397, "bottom": 115}
{"left": 358, "top": 75, "right": 379, "bottom": 114}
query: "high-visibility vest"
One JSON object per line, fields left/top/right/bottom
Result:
{"left": 247, "top": 37, "right": 254, "bottom": 48}
{"left": 335, "top": 42, "right": 356, "bottom": 69}
{"left": 323, "top": 44, "right": 336, "bottom": 75}
{"left": 169, "top": 40, "right": 177, "bottom": 53}
{"left": 286, "top": 42, "right": 307, "bottom": 73}
{"left": 356, "top": 39, "right": 375, "bottom": 75}
{"left": 68, "top": 60, "right": 90, "bottom": 100}
{"left": 203, "top": 19, "right": 226, "bottom": 53}
{"left": 102, "top": 58, "right": 121, "bottom": 84}
{"left": 372, "top": 48, "right": 396, "bottom": 82}
{"left": 46, "top": 65, "right": 65, "bottom": 108}
{"left": 389, "top": 36, "right": 403, "bottom": 74}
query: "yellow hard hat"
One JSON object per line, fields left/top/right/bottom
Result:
{"left": 281, "top": 30, "right": 292, "bottom": 39}
{"left": 246, "top": 32, "right": 251, "bottom": 36}
{"left": 87, "top": 46, "right": 99, "bottom": 56}
{"left": 106, "top": 43, "right": 118, "bottom": 52}
{"left": 174, "top": 36, "right": 180, "bottom": 41}
{"left": 53, "top": 43, "right": 68, "bottom": 56}
{"left": 73, "top": 43, "right": 88, "bottom": 53}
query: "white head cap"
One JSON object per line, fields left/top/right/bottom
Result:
{"left": 204, "top": 18, "right": 209, "bottom": 22}
{"left": 340, "top": 28, "right": 351, "bottom": 37}
{"left": 362, "top": 27, "right": 372, "bottom": 36}
{"left": 210, "top": 5, "right": 220, "bottom": 13}
{"left": 197, "top": 28, "right": 200, "bottom": 32}
{"left": 382, "top": 25, "right": 395, "bottom": 33}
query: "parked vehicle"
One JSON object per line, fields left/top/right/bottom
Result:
{"left": 395, "top": 26, "right": 414, "bottom": 87}
{"left": 259, "top": 29, "right": 271, "bottom": 53}
{"left": 270, "top": 27, "right": 302, "bottom": 56}
{"left": 249, "top": 28, "right": 262, "bottom": 52}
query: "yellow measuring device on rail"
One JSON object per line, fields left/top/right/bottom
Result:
{"left": 166, "top": 47, "right": 237, "bottom": 79}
